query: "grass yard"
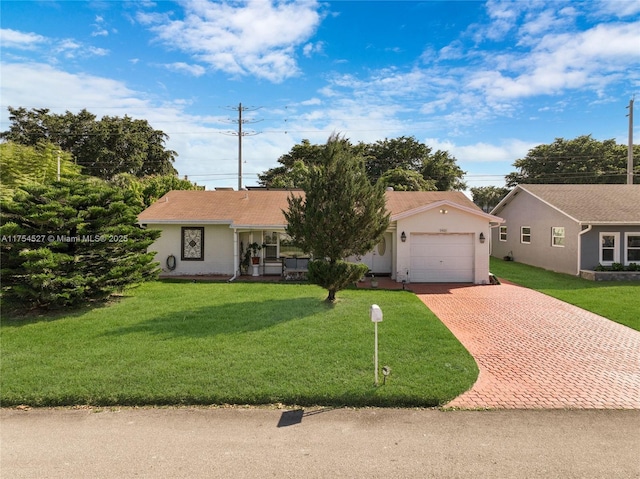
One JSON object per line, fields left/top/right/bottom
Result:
{"left": 1, "top": 281, "right": 478, "bottom": 408}
{"left": 490, "top": 258, "right": 640, "bottom": 331}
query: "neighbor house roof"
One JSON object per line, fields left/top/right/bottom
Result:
{"left": 491, "top": 184, "right": 640, "bottom": 224}
{"left": 138, "top": 189, "right": 501, "bottom": 227}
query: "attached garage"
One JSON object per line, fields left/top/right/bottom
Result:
{"left": 410, "top": 233, "right": 474, "bottom": 283}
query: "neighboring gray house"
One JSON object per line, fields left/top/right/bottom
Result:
{"left": 490, "top": 184, "right": 640, "bottom": 275}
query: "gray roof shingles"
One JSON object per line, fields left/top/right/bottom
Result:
{"left": 519, "top": 184, "right": 640, "bottom": 223}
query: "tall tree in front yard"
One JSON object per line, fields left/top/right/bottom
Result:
{"left": 284, "top": 134, "right": 389, "bottom": 302}
{"left": 0, "top": 177, "right": 160, "bottom": 310}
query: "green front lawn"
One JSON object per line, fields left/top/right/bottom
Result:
{"left": 490, "top": 258, "right": 640, "bottom": 331}
{"left": 1, "top": 281, "right": 477, "bottom": 408}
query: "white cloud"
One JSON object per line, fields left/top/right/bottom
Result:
{"left": 0, "top": 62, "right": 146, "bottom": 115}
{"left": 593, "top": 0, "right": 640, "bottom": 17}
{"left": 137, "top": 0, "right": 324, "bottom": 83}
{"left": 91, "top": 28, "right": 109, "bottom": 37}
{"left": 0, "top": 61, "right": 298, "bottom": 189}
{"left": 164, "top": 62, "right": 206, "bottom": 77}
{"left": 300, "top": 97, "right": 322, "bottom": 106}
{"left": 303, "top": 41, "right": 324, "bottom": 57}
{"left": 0, "top": 28, "right": 46, "bottom": 49}
{"left": 467, "top": 20, "right": 640, "bottom": 100}
{"left": 425, "top": 138, "right": 535, "bottom": 163}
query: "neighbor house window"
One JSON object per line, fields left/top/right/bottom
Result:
{"left": 599, "top": 232, "right": 620, "bottom": 265}
{"left": 551, "top": 227, "right": 565, "bottom": 247}
{"left": 625, "top": 233, "right": 640, "bottom": 265}
{"left": 520, "top": 226, "right": 531, "bottom": 244}
{"left": 182, "top": 227, "right": 204, "bottom": 260}
{"left": 499, "top": 226, "right": 507, "bottom": 242}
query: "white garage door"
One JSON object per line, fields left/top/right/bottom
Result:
{"left": 410, "top": 234, "right": 474, "bottom": 283}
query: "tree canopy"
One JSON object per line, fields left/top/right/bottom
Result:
{"left": 505, "top": 135, "right": 639, "bottom": 187}
{"left": 0, "top": 177, "right": 160, "bottom": 310}
{"left": 284, "top": 134, "right": 389, "bottom": 302}
{"left": 260, "top": 136, "right": 466, "bottom": 191}
{"left": 110, "top": 173, "right": 204, "bottom": 209}
{"left": 1, "top": 107, "right": 178, "bottom": 180}
{"left": 470, "top": 186, "right": 511, "bottom": 213}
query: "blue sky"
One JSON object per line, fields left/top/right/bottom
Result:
{"left": 1, "top": 0, "right": 639, "bottom": 191}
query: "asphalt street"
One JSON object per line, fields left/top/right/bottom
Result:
{"left": 1, "top": 407, "right": 639, "bottom": 478}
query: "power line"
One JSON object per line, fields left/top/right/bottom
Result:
{"left": 221, "top": 103, "right": 262, "bottom": 190}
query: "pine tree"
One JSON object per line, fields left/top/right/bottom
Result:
{"left": 284, "top": 134, "right": 390, "bottom": 302}
{"left": 1, "top": 177, "right": 160, "bottom": 311}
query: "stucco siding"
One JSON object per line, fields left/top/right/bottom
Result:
{"left": 581, "top": 226, "right": 640, "bottom": 270}
{"left": 491, "top": 191, "right": 580, "bottom": 275}
{"left": 147, "top": 224, "right": 235, "bottom": 276}
{"left": 396, "top": 207, "right": 491, "bottom": 284}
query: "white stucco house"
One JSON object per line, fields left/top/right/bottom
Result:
{"left": 138, "top": 189, "right": 503, "bottom": 284}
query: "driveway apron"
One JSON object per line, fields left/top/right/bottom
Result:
{"left": 412, "top": 282, "right": 640, "bottom": 409}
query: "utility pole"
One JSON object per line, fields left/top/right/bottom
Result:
{"left": 226, "top": 103, "right": 261, "bottom": 190}
{"left": 627, "top": 97, "right": 634, "bottom": 185}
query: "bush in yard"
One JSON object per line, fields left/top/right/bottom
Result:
{"left": 308, "top": 260, "right": 369, "bottom": 297}
{"left": 0, "top": 177, "right": 160, "bottom": 310}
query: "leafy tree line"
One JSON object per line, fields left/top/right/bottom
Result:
{"left": 505, "top": 135, "right": 639, "bottom": 187}
{"left": 259, "top": 136, "right": 467, "bottom": 191}
{"left": 1, "top": 107, "right": 178, "bottom": 180}
{"left": 470, "top": 136, "right": 639, "bottom": 212}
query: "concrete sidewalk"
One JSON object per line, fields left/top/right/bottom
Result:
{"left": 2, "top": 407, "right": 639, "bottom": 478}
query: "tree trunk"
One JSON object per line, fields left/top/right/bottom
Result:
{"left": 326, "top": 289, "right": 336, "bottom": 302}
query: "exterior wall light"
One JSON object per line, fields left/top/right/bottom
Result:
{"left": 400, "top": 231, "right": 407, "bottom": 242}
{"left": 440, "top": 209, "right": 448, "bottom": 214}
{"left": 479, "top": 232, "right": 486, "bottom": 244}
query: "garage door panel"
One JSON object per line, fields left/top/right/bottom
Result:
{"left": 410, "top": 234, "right": 474, "bottom": 283}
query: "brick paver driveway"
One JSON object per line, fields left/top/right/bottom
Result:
{"left": 412, "top": 282, "right": 640, "bottom": 409}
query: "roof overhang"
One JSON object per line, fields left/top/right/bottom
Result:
{"left": 393, "top": 199, "right": 504, "bottom": 224}
{"left": 137, "top": 219, "right": 232, "bottom": 225}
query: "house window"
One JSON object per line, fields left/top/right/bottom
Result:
{"left": 182, "top": 227, "right": 204, "bottom": 260}
{"left": 499, "top": 226, "right": 507, "bottom": 242}
{"left": 521, "top": 226, "right": 531, "bottom": 244}
{"left": 551, "top": 227, "right": 565, "bottom": 247}
{"left": 263, "top": 232, "right": 278, "bottom": 260}
{"left": 599, "top": 232, "right": 620, "bottom": 265}
{"left": 279, "top": 234, "right": 305, "bottom": 258}
{"left": 625, "top": 233, "right": 640, "bottom": 264}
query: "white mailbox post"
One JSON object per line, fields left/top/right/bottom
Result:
{"left": 370, "top": 304, "right": 383, "bottom": 386}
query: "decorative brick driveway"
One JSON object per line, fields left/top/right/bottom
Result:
{"left": 411, "top": 282, "right": 640, "bottom": 409}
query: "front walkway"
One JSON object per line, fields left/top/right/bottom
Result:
{"left": 411, "top": 282, "right": 640, "bottom": 409}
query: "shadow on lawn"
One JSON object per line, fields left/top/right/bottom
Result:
{"left": 103, "top": 296, "right": 332, "bottom": 338}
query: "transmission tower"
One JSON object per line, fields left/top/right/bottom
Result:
{"left": 224, "top": 103, "right": 261, "bottom": 190}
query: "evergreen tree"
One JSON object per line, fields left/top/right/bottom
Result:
{"left": 1, "top": 177, "right": 160, "bottom": 310}
{"left": 284, "top": 134, "right": 389, "bottom": 302}
{"left": 0, "top": 141, "right": 81, "bottom": 202}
